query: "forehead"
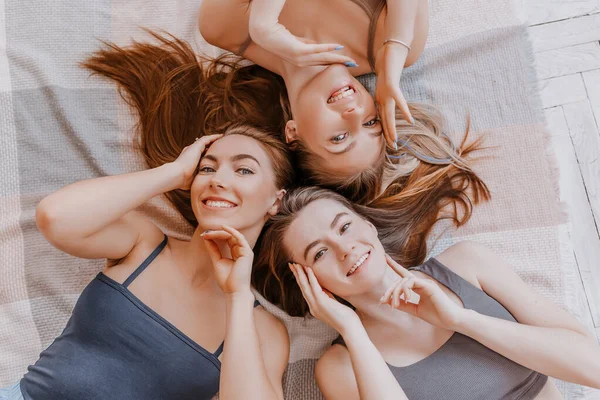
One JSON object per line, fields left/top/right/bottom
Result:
{"left": 204, "top": 134, "right": 271, "bottom": 164}
{"left": 284, "top": 198, "right": 352, "bottom": 259}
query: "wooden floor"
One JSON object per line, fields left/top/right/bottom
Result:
{"left": 525, "top": 1, "right": 600, "bottom": 344}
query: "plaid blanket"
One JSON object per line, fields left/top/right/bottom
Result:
{"left": 0, "top": 0, "right": 596, "bottom": 398}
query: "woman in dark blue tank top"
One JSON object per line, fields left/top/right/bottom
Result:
{"left": 5, "top": 125, "right": 294, "bottom": 400}
{"left": 252, "top": 187, "right": 600, "bottom": 399}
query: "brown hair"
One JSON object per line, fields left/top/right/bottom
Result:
{"left": 81, "top": 31, "right": 294, "bottom": 226}
{"left": 253, "top": 159, "right": 488, "bottom": 317}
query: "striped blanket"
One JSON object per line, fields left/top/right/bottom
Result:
{"left": 0, "top": 0, "right": 596, "bottom": 398}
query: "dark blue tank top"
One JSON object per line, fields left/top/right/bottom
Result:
{"left": 20, "top": 235, "right": 259, "bottom": 400}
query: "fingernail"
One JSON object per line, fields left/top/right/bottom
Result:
{"left": 334, "top": 45, "right": 344, "bottom": 51}
{"left": 201, "top": 229, "right": 212, "bottom": 236}
{"left": 394, "top": 142, "right": 398, "bottom": 151}
{"left": 410, "top": 117, "right": 415, "bottom": 125}
{"left": 344, "top": 61, "right": 358, "bottom": 68}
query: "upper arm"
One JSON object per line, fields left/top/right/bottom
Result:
{"left": 255, "top": 308, "right": 290, "bottom": 400}
{"left": 36, "top": 207, "right": 162, "bottom": 261}
{"left": 315, "top": 345, "right": 360, "bottom": 400}
{"left": 198, "top": 0, "right": 252, "bottom": 53}
{"left": 442, "top": 241, "right": 594, "bottom": 340}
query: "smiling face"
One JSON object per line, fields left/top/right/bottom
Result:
{"left": 282, "top": 198, "right": 387, "bottom": 298}
{"left": 286, "top": 64, "right": 384, "bottom": 176}
{"left": 190, "top": 134, "right": 282, "bottom": 232}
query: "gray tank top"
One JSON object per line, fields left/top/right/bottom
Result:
{"left": 333, "top": 258, "right": 548, "bottom": 400}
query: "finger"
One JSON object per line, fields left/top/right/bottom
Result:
{"left": 399, "top": 276, "right": 416, "bottom": 305}
{"left": 194, "top": 133, "right": 223, "bottom": 147}
{"left": 381, "top": 279, "right": 402, "bottom": 304}
{"left": 304, "top": 266, "right": 325, "bottom": 299}
{"left": 201, "top": 230, "right": 232, "bottom": 241}
{"left": 394, "top": 92, "right": 414, "bottom": 125}
{"left": 385, "top": 254, "right": 413, "bottom": 279}
{"left": 305, "top": 43, "right": 346, "bottom": 54}
{"left": 391, "top": 280, "right": 405, "bottom": 308}
{"left": 302, "top": 52, "right": 357, "bottom": 66}
{"left": 203, "top": 238, "right": 223, "bottom": 265}
{"left": 221, "top": 225, "right": 251, "bottom": 251}
{"left": 297, "top": 37, "right": 318, "bottom": 45}
{"left": 383, "top": 101, "right": 398, "bottom": 148}
{"left": 292, "top": 263, "right": 317, "bottom": 306}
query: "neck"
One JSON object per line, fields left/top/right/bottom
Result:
{"left": 346, "top": 266, "right": 419, "bottom": 331}
{"left": 278, "top": 62, "right": 326, "bottom": 103}
{"left": 177, "top": 222, "right": 264, "bottom": 288}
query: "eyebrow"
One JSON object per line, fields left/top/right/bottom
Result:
{"left": 302, "top": 212, "right": 349, "bottom": 261}
{"left": 202, "top": 154, "right": 261, "bottom": 165}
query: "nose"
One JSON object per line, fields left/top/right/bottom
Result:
{"left": 209, "top": 170, "right": 230, "bottom": 190}
{"left": 335, "top": 240, "right": 356, "bottom": 262}
{"left": 341, "top": 106, "right": 361, "bottom": 121}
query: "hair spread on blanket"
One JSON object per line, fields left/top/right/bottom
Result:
{"left": 82, "top": 32, "right": 490, "bottom": 288}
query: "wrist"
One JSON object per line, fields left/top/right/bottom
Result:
{"left": 163, "top": 162, "right": 187, "bottom": 190}
{"left": 226, "top": 290, "right": 255, "bottom": 305}
{"left": 337, "top": 315, "right": 364, "bottom": 338}
{"left": 452, "top": 308, "right": 480, "bottom": 334}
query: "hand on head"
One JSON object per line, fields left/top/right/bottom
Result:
{"left": 173, "top": 134, "right": 223, "bottom": 190}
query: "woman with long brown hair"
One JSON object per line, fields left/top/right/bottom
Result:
{"left": 0, "top": 125, "right": 293, "bottom": 400}
{"left": 252, "top": 186, "right": 600, "bottom": 399}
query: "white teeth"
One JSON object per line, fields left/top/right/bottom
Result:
{"left": 205, "top": 200, "right": 235, "bottom": 208}
{"left": 328, "top": 87, "right": 356, "bottom": 103}
{"left": 347, "top": 252, "right": 369, "bottom": 276}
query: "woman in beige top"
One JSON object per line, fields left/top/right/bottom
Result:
{"left": 199, "top": 0, "right": 429, "bottom": 180}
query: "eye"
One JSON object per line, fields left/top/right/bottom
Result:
{"left": 237, "top": 167, "right": 255, "bottom": 175}
{"left": 340, "top": 222, "right": 351, "bottom": 234}
{"left": 363, "top": 118, "right": 380, "bottom": 128}
{"left": 331, "top": 132, "right": 348, "bottom": 144}
{"left": 314, "top": 248, "right": 327, "bottom": 262}
{"left": 198, "top": 166, "right": 215, "bottom": 173}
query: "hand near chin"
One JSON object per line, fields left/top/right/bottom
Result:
{"left": 381, "top": 255, "right": 466, "bottom": 331}
{"left": 289, "top": 263, "right": 360, "bottom": 334}
{"left": 248, "top": 0, "right": 357, "bottom": 67}
{"left": 374, "top": 44, "right": 414, "bottom": 149}
{"left": 202, "top": 226, "right": 254, "bottom": 295}
{"left": 172, "top": 134, "right": 222, "bottom": 190}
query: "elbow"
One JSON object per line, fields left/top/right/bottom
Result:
{"left": 198, "top": 5, "right": 222, "bottom": 47}
{"left": 35, "top": 198, "right": 56, "bottom": 237}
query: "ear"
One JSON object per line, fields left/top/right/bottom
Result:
{"left": 285, "top": 120, "right": 298, "bottom": 144}
{"left": 268, "top": 189, "right": 287, "bottom": 216}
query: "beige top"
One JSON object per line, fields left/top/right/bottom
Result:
{"left": 237, "top": 0, "right": 386, "bottom": 71}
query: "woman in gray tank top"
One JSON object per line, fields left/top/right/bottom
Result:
{"left": 252, "top": 187, "right": 600, "bottom": 399}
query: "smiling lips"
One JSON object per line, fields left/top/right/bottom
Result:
{"left": 202, "top": 197, "right": 238, "bottom": 209}
{"left": 327, "top": 86, "right": 356, "bottom": 104}
{"left": 347, "top": 250, "right": 371, "bottom": 276}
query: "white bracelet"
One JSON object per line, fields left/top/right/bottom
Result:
{"left": 383, "top": 39, "right": 411, "bottom": 51}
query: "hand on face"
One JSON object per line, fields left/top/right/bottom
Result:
{"left": 381, "top": 255, "right": 466, "bottom": 331}
{"left": 289, "top": 263, "right": 360, "bottom": 333}
{"left": 248, "top": 1, "right": 357, "bottom": 67}
{"left": 374, "top": 44, "right": 414, "bottom": 148}
{"left": 202, "top": 225, "right": 254, "bottom": 295}
{"left": 173, "top": 134, "right": 223, "bottom": 190}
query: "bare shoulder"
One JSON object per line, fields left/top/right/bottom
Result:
{"left": 433, "top": 241, "right": 497, "bottom": 289}
{"left": 316, "top": 344, "right": 360, "bottom": 400}
{"left": 253, "top": 306, "right": 290, "bottom": 378}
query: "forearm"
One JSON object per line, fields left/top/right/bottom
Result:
{"left": 384, "top": 0, "right": 419, "bottom": 44}
{"left": 37, "top": 163, "right": 182, "bottom": 238}
{"left": 457, "top": 310, "right": 600, "bottom": 388}
{"left": 342, "top": 324, "right": 408, "bottom": 399}
{"left": 220, "top": 292, "right": 280, "bottom": 400}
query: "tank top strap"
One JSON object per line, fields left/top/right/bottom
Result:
{"left": 212, "top": 298, "right": 262, "bottom": 358}
{"left": 408, "top": 258, "right": 470, "bottom": 304}
{"left": 122, "top": 235, "right": 169, "bottom": 288}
